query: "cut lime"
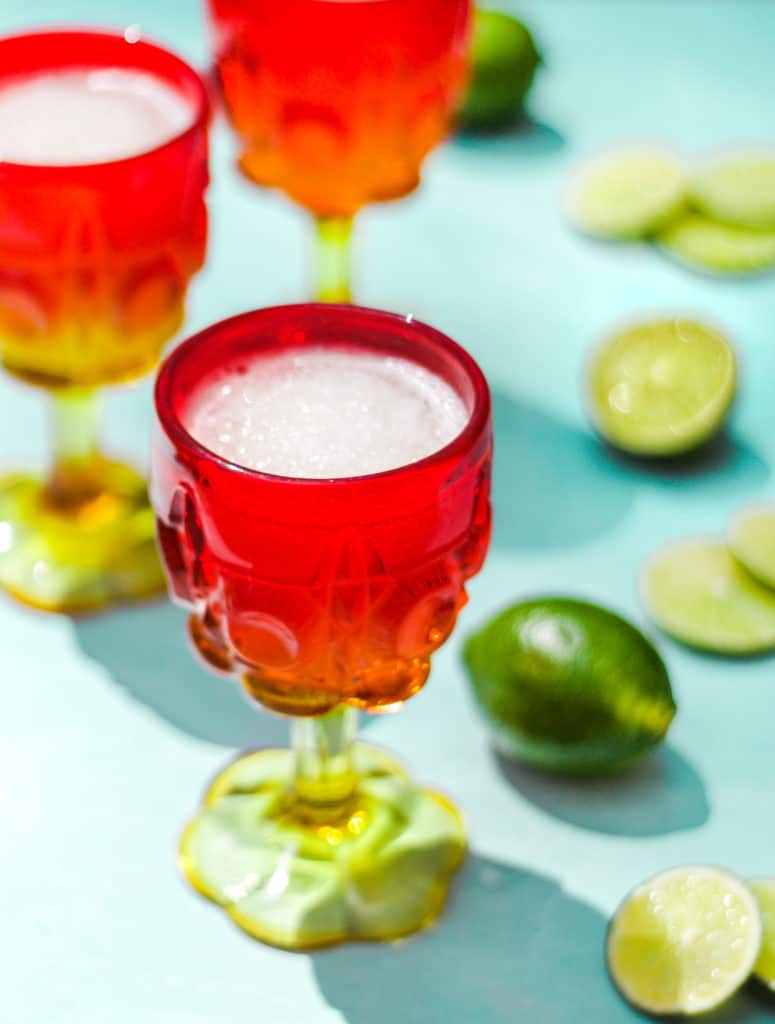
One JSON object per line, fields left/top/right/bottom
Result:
{"left": 691, "top": 151, "right": 775, "bottom": 231}
{"left": 458, "top": 9, "right": 541, "bottom": 130}
{"left": 567, "top": 146, "right": 686, "bottom": 240}
{"left": 641, "top": 538, "right": 775, "bottom": 654}
{"left": 587, "top": 318, "right": 737, "bottom": 457}
{"left": 607, "top": 866, "right": 762, "bottom": 1016}
{"left": 463, "top": 598, "right": 675, "bottom": 776}
{"left": 656, "top": 212, "right": 775, "bottom": 274}
{"left": 728, "top": 503, "right": 775, "bottom": 590}
{"left": 749, "top": 879, "right": 775, "bottom": 992}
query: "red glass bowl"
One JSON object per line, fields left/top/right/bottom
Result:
{"left": 0, "top": 30, "right": 209, "bottom": 388}
{"left": 153, "top": 304, "right": 492, "bottom": 716}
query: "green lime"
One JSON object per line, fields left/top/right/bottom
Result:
{"left": 567, "top": 146, "right": 686, "bottom": 240}
{"left": 458, "top": 9, "right": 541, "bottom": 130}
{"left": 462, "top": 598, "right": 675, "bottom": 776}
{"left": 656, "top": 212, "right": 775, "bottom": 274}
{"left": 607, "top": 866, "right": 762, "bottom": 1016}
{"left": 728, "top": 503, "right": 775, "bottom": 591}
{"left": 750, "top": 879, "right": 775, "bottom": 992}
{"left": 691, "top": 151, "right": 775, "bottom": 230}
{"left": 641, "top": 538, "right": 775, "bottom": 654}
{"left": 587, "top": 318, "right": 737, "bottom": 457}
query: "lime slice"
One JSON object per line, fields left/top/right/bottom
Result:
{"left": 656, "top": 213, "right": 775, "bottom": 274}
{"left": 691, "top": 151, "right": 775, "bottom": 230}
{"left": 463, "top": 598, "right": 675, "bottom": 776}
{"left": 458, "top": 9, "right": 541, "bottom": 130}
{"left": 567, "top": 146, "right": 686, "bottom": 240}
{"left": 607, "top": 866, "right": 762, "bottom": 1016}
{"left": 728, "top": 503, "right": 775, "bottom": 590}
{"left": 749, "top": 879, "right": 775, "bottom": 991}
{"left": 641, "top": 538, "right": 775, "bottom": 654}
{"left": 587, "top": 319, "right": 737, "bottom": 457}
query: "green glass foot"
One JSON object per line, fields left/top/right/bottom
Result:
{"left": 180, "top": 744, "right": 467, "bottom": 950}
{"left": 0, "top": 463, "right": 165, "bottom": 613}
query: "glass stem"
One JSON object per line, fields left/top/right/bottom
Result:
{"left": 45, "top": 389, "right": 103, "bottom": 509}
{"left": 314, "top": 215, "right": 354, "bottom": 303}
{"left": 292, "top": 705, "right": 358, "bottom": 822}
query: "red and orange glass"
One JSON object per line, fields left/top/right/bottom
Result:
{"left": 152, "top": 304, "right": 492, "bottom": 949}
{"left": 0, "top": 30, "right": 209, "bottom": 612}
{"left": 208, "top": 0, "right": 471, "bottom": 299}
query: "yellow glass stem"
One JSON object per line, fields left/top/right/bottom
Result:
{"left": 314, "top": 216, "right": 354, "bottom": 303}
{"left": 292, "top": 705, "right": 358, "bottom": 822}
{"left": 45, "top": 389, "right": 103, "bottom": 510}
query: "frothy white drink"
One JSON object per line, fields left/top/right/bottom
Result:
{"left": 186, "top": 347, "right": 469, "bottom": 479}
{"left": 0, "top": 69, "right": 193, "bottom": 165}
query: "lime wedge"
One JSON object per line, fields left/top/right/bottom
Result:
{"left": 641, "top": 538, "right": 775, "bottom": 654}
{"left": 458, "top": 9, "right": 541, "bottom": 130}
{"left": 691, "top": 151, "right": 775, "bottom": 230}
{"left": 607, "top": 866, "right": 762, "bottom": 1016}
{"left": 656, "top": 213, "right": 775, "bottom": 274}
{"left": 728, "top": 503, "right": 775, "bottom": 590}
{"left": 567, "top": 146, "right": 686, "bottom": 239}
{"left": 587, "top": 319, "right": 737, "bottom": 457}
{"left": 463, "top": 598, "right": 675, "bottom": 776}
{"left": 749, "top": 879, "right": 775, "bottom": 992}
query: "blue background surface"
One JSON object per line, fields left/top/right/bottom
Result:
{"left": 1, "top": 2, "right": 774, "bottom": 1021}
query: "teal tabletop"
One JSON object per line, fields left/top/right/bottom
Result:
{"left": 1, "top": 2, "right": 774, "bottom": 1021}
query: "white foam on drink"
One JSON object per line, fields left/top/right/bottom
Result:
{"left": 186, "top": 347, "right": 469, "bottom": 479}
{"left": 0, "top": 69, "right": 193, "bottom": 165}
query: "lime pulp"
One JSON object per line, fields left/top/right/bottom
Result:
{"left": 656, "top": 212, "right": 775, "bottom": 274}
{"left": 728, "top": 503, "right": 775, "bottom": 591}
{"left": 587, "top": 318, "right": 737, "bottom": 457}
{"left": 567, "top": 146, "right": 686, "bottom": 240}
{"left": 607, "top": 866, "right": 762, "bottom": 1016}
{"left": 691, "top": 151, "right": 775, "bottom": 230}
{"left": 641, "top": 538, "right": 775, "bottom": 654}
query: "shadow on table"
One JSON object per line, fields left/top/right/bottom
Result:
{"left": 452, "top": 116, "right": 566, "bottom": 159}
{"left": 494, "top": 746, "right": 710, "bottom": 837}
{"left": 603, "top": 431, "right": 770, "bottom": 492}
{"left": 313, "top": 854, "right": 634, "bottom": 1024}
{"left": 491, "top": 390, "right": 633, "bottom": 551}
{"left": 73, "top": 599, "right": 286, "bottom": 748}
{"left": 491, "top": 391, "right": 769, "bottom": 553}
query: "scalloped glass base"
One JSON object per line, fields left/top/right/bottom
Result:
{"left": 0, "top": 464, "right": 165, "bottom": 613}
{"left": 180, "top": 744, "right": 467, "bottom": 950}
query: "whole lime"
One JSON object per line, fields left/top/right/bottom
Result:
{"left": 458, "top": 9, "right": 542, "bottom": 131}
{"left": 463, "top": 598, "right": 675, "bottom": 775}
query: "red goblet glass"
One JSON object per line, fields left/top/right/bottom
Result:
{"left": 207, "top": 0, "right": 471, "bottom": 300}
{"left": 152, "top": 304, "right": 492, "bottom": 949}
{"left": 0, "top": 30, "right": 209, "bottom": 611}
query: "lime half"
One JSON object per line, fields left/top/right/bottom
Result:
{"left": 608, "top": 866, "right": 762, "bottom": 1016}
{"left": 691, "top": 151, "right": 775, "bottom": 231}
{"left": 728, "top": 503, "right": 775, "bottom": 590}
{"left": 656, "top": 213, "right": 775, "bottom": 274}
{"left": 750, "top": 879, "right": 775, "bottom": 992}
{"left": 458, "top": 9, "right": 541, "bottom": 130}
{"left": 587, "top": 319, "right": 737, "bottom": 457}
{"left": 641, "top": 538, "right": 775, "bottom": 654}
{"left": 463, "top": 598, "right": 675, "bottom": 776}
{"left": 567, "top": 146, "right": 686, "bottom": 240}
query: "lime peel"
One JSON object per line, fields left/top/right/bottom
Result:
{"left": 607, "top": 866, "right": 762, "bottom": 1016}
{"left": 750, "top": 879, "right": 775, "bottom": 991}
